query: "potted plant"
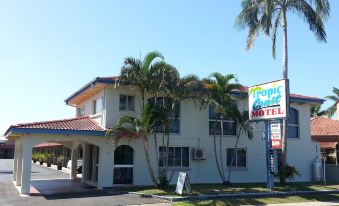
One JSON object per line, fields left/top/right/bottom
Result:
{"left": 38, "top": 153, "right": 46, "bottom": 165}
{"left": 57, "top": 155, "right": 64, "bottom": 170}
{"left": 46, "top": 154, "right": 53, "bottom": 167}
{"left": 32, "top": 153, "right": 38, "bottom": 163}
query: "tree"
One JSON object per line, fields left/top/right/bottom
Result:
{"left": 204, "top": 73, "right": 242, "bottom": 184}
{"left": 106, "top": 104, "right": 159, "bottom": 186}
{"left": 236, "top": 0, "right": 329, "bottom": 184}
{"left": 310, "top": 104, "right": 325, "bottom": 118}
{"left": 227, "top": 109, "right": 253, "bottom": 184}
{"left": 117, "top": 51, "right": 165, "bottom": 186}
{"left": 120, "top": 51, "right": 164, "bottom": 106}
{"left": 325, "top": 87, "right": 339, "bottom": 118}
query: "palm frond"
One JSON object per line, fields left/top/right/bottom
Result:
{"left": 142, "top": 51, "right": 164, "bottom": 74}
{"left": 289, "top": 0, "right": 327, "bottom": 42}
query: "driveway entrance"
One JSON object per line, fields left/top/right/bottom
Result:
{"left": 0, "top": 159, "right": 166, "bottom": 206}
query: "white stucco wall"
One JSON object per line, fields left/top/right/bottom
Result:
{"left": 73, "top": 85, "right": 320, "bottom": 185}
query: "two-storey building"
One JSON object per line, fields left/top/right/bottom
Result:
{"left": 5, "top": 76, "right": 324, "bottom": 195}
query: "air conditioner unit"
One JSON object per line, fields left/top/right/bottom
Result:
{"left": 192, "top": 148, "right": 205, "bottom": 160}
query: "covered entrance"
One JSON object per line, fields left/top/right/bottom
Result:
{"left": 113, "top": 145, "right": 134, "bottom": 184}
{"left": 4, "top": 116, "right": 114, "bottom": 196}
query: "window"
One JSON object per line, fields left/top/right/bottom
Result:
{"left": 93, "top": 97, "right": 103, "bottom": 114}
{"left": 119, "top": 95, "right": 135, "bottom": 111}
{"left": 159, "top": 146, "right": 189, "bottom": 168}
{"left": 226, "top": 148, "right": 247, "bottom": 168}
{"left": 152, "top": 97, "right": 180, "bottom": 134}
{"left": 77, "top": 107, "right": 85, "bottom": 117}
{"left": 209, "top": 105, "right": 236, "bottom": 135}
{"left": 288, "top": 107, "right": 299, "bottom": 138}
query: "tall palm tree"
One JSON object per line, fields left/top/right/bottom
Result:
{"left": 227, "top": 109, "right": 253, "bottom": 183}
{"left": 236, "top": 0, "right": 329, "bottom": 184}
{"left": 325, "top": 87, "right": 339, "bottom": 118}
{"left": 204, "top": 73, "right": 242, "bottom": 184}
{"left": 118, "top": 51, "right": 165, "bottom": 186}
{"left": 106, "top": 104, "right": 159, "bottom": 186}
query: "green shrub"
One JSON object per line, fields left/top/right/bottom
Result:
{"left": 57, "top": 155, "right": 65, "bottom": 166}
{"left": 274, "top": 163, "right": 300, "bottom": 181}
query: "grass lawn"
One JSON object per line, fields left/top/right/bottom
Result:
{"left": 173, "top": 194, "right": 339, "bottom": 206}
{"left": 118, "top": 182, "right": 339, "bottom": 197}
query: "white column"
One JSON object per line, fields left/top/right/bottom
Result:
{"left": 21, "top": 141, "right": 32, "bottom": 195}
{"left": 70, "top": 144, "right": 79, "bottom": 180}
{"left": 81, "top": 142, "right": 88, "bottom": 183}
{"left": 12, "top": 143, "right": 18, "bottom": 181}
{"left": 15, "top": 144, "right": 23, "bottom": 186}
{"left": 97, "top": 144, "right": 114, "bottom": 189}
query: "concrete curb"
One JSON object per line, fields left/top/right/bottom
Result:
{"left": 129, "top": 190, "right": 339, "bottom": 202}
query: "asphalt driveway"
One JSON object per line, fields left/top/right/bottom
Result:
{"left": 0, "top": 159, "right": 167, "bottom": 206}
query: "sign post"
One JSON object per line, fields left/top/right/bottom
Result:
{"left": 249, "top": 80, "right": 287, "bottom": 190}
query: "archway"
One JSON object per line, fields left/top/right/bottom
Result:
{"left": 113, "top": 145, "right": 134, "bottom": 184}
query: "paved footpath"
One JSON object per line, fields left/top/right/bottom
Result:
{"left": 0, "top": 159, "right": 167, "bottom": 206}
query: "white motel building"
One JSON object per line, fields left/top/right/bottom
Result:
{"left": 5, "top": 76, "right": 324, "bottom": 195}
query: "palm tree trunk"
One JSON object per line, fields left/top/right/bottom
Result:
{"left": 281, "top": 8, "right": 289, "bottom": 185}
{"left": 154, "top": 131, "right": 159, "bottom": 176}
{"left": 213, "top": 120, "right": 223, "bottom": 183}
{"left": 220, "top": 118, "right": 225, "bottom": 184}
{"left": 227, "top": 127, "right": 242, "bottom": 182}
{"left": 142, "top": 135, "right": 158, "bottom": 186}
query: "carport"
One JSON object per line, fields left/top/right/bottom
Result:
{"left": 4, "top": 116, "right": 114, "bottom": 196}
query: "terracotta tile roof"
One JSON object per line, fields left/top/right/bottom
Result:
{"left": 320, "top": 142, "right": 337, "bottom": 149}
{"left": 34, "top": 143, "right": 63, "bottom": 148}
{"left": 311, "top": 117, "right": 339, "bottom": 137}
{"left": 233, "top": 86, "right": 324, "bottom": 103}
{"left": 7, "top": 116, "right": 105, "bottom": 133}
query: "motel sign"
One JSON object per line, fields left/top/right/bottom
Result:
{"left": 248, "top": 79, "right": 287, "bottom": 121}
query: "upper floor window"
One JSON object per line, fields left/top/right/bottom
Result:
{"left": 93, "top": 97, "right": 103, "bottom": 114}
{"left": 226, "top": 148, "right": 247, "bottom": 168}
{"left": 119, "top": 95, "right": 135, "bottom": 111}
{"left": 151, "top": 97, "right": 180, "bottom": 134}
{"left": 209, "top": 105, "right": 236, "bottom": 136}
{"left": 159, "top": 146, "right": 189, "bottom": 168}
{"left": 77, "top": 106, "right": 85, "bottom": 117}
{"left": 288, "top": 107, "right": 299, "bottom": 138}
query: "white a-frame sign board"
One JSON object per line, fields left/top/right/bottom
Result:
{"left": 175, "top": 172, "right": 192, "bottom": 195}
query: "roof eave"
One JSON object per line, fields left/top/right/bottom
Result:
{"left": 64, "top": 77, "right": 116, "bottom": 106}
{"left": 5, "top": 127, "right": 106, "bottom": 138}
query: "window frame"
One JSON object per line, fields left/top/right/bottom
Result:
{"left": 93, "top": 97, "right": 103, "bottom": 114}
{"left": 226, "top": 147, "right": 247, "bottom": 169}
{"left": 288, "top": 107, "right": 300, "bottom": 139}
{"left": 208, "top": 105, "right": 237, "bottom": 136}
{"left": 158, "top": 146, "right": 189, "bottom": 169}
{"left": 119, "top": 94, "right": 135, "bottom": 112}
{"left": 77, "top": 106, "right": 85, "bottom": 117}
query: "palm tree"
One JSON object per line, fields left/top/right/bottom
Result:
{"left": 325, "top": 87, "right": 339, "bottom": 118}
{"left": 204, "top": 73, "right": 242, "bottom": 184}
{"left": 106, "top": 104, "right": 159, "bottom": 186}
{"left": 120, "top": 51, "right": 164, "bottom": 106}
{"left": 310, "top": 104, "right": 325, "bottom": 118}
{"left": 227, "top": 109, "right": 253, "bottom": 183}
{"left": 236, "top": 0, "right": 330, "bottom": 184}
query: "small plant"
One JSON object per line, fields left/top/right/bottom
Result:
{"left": 274, "top": 163, "right": 300, "bottom": 182}
{"left": 32, "top": 153, "right": 38, "bottom": 163}
{"left": 57, "top": 155, "right": 65, "bottom": 170}
{"left": 46, "top": 154, "right": 54, "bottom": 167}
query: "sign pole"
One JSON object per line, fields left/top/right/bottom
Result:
{"left": 265, "top": 121, "right": 273, "bottom": 190}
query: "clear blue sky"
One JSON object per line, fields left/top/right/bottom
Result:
{"left": 0, "top": 0, "right": 338, "bottom": 134}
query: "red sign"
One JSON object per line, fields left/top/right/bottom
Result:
{"left": 270, "top": 122, "right": 282, "bottom": 149}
